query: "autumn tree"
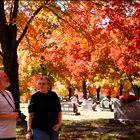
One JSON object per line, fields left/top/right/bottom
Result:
{"left": 0, "top": 0, "right": 71, "bottom": 109}
{"left": 19, "top": 0, "right": 140, "bottom": 99}
{"left": 59, "top": 0, "right": 140, "bottom": 97}
{"left": 1, "top": 0, "right": 138, "bottom": 109}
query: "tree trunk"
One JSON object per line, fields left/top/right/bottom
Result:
{"left": 132, "top": 84, "right": 140, "bottom": 97}
{"left": 96, "top": 87, "right": 100, "bottom": 101}
{"left": 40, "top": 64, "right": 47, "bottom": 76}
{"left": 1, "top": 24, "right": 19, "bottom": 110}
{"left": 119, "top": 83, "right": 123, "bottom": 96}
{"left": 108, "top": 90, "right": 111, "bottom": 97}
{"left": 68, "top": 87, "right": 72, "bottom": 99}
{"left": 82, "top": 80, "right": 87, "bottom": 99}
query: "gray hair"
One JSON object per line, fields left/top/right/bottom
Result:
{"left": 39, "top": 76, "right": 52, "bottom": 90}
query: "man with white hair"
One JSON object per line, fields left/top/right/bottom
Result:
{"left": 0, "top": 71, "right": 19, "bottom": 140}
{"left": 26, "top": 76, "right": 62, "bottom": 140}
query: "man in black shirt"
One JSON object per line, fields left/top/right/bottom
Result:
{"left": 26, "top": 76, "right": 62, "bottom": 140}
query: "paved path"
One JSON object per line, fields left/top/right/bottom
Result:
{"left": 62, "top": 105, "right": 114, "bottom": 120}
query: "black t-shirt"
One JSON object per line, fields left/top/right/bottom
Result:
{"left": 28, "top": 91, "right": 61, "bottom": 130}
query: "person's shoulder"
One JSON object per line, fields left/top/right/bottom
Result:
{"left": 49, "top": 90, "right": 58, "bottom": 96}
{"left": 49, "top": 90, "right": 57, "bottom": 94}
{"left": 5, "top": 90, "right": 11, "bottom": 94}
{"left": 31, "top": 91, "right": 40, "bottom": 97}
{"left": 5, "top": 90, "right": 12, "bottom": 96}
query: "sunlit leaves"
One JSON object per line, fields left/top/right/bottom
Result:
{"left": 17, "top": 0, "right": 140, "bottom": 97}
{"left": 110, "top": 45, "right": 140, "bottom": 74}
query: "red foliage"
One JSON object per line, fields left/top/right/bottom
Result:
{"left": 119, "top": 94, "right": 138, "bottom": 103}
{"left": 18, "top": 0, "right": 140, "bottom": 94}
{"left": 110, "top": 45, "right": 140, "bottom": 74}
{"left": 27, "top": 74, "right": 41, "bottom": 90}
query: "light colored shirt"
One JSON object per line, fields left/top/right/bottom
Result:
{"left": 71, "top": 96, "right": 78, "bottom": 104}
{"left": 0, "top": 90, "right": 16, "bottom": 138}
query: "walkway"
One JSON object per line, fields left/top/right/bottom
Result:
{"left": 20, "top": 103, "right": 114, "bottom": 121}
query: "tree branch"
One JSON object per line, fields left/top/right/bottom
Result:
{"left": 45, "top": 4, "right": 94, "bottom": 44}
{"left": 0, "top": 0, "right": 7, "bottom": 45}
{"left": 17, "top": 5, "right": 43, "bottom": 46}
{"left": 10, "top": 2, "right": 13, "bottom": 22}
{"left": 11, "top": 0, "right": 19, "bottom": 23}
{"left": 0, "top": 0, "right": 7, "bottom": 25}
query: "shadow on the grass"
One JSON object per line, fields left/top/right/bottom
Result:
{"left": 16, "top": 119, "right": 140, "bottom": 140}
